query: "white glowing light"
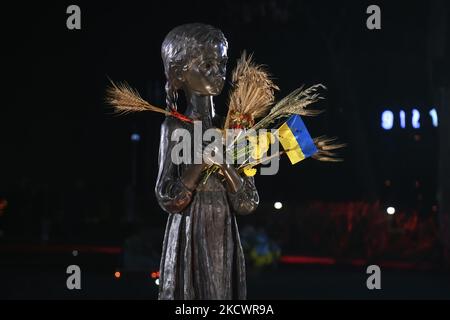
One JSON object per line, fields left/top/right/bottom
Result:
{"left": 381, "top": 110, "right": 394, "bottom": 130}
{"left": 399, "top": 110, "right": 406, "bottom": 128}
{"left": 429, "top": 108, "right": 438, "bottom": 127}
{"left": 412, "top": 109, "right": 421, "bottom": 129}
{"left": 274, "top": 202, "right": 282, "bottom": 210}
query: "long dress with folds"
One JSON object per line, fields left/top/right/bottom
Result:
{"left": 155, "top": 116, "right": 259, "bottom": 300}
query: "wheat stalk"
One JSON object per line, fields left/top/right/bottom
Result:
{"left": 225, "top": 52, "right": 279, "bottom": 129}
{"left": 105, "top": 80, "right": 170, "bottom": 116}
{"left": 253, "top": 84, "right": 326, "bottom": 130}
{"left": 312, "top": 136, "right": 346, "bottom": 162}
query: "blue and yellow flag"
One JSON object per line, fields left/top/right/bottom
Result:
{"left": 277, "top": 115, "right": 317, "bottom": 164}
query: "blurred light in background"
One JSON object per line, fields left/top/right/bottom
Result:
{"left": 381, "top": 108, "right": 438, "bottom": 130}
{"left": 274, "top": 202, "right": 283, "bottom": 210}
{"left": 429, "top": 108, "right": 438, "bottom": 127}
{"left": 381, "top": 110, "right": 394, "bottom": 130}
{"left": 400, "top": 110, "right": 406, "bottom": 128}
{"left": 412, "top": 109, "right": 421, "bottom": 129}
{"left": 387, "top": 207, "right": 396, "bottom": 215}
{"left": 0, "top": 198, "right": 8, "bottom": 216}
{"left": 131, "top": 133, "right": 141, "bottom": 142}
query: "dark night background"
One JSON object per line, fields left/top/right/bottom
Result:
{"left": 1, "top": 0, "right": 450, "bottom": 299}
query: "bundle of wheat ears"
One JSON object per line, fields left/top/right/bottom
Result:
{"left": 106, "top": 52, "right": 345, "bottom": 165}
{"left": 105, "top": 81, "right": 192, "bottom": 123}
{"left": 224, "top": 52, "right": 279, "bottom": 129}
{"left": 223, "top": 53, "right": 344, "bottom": 164}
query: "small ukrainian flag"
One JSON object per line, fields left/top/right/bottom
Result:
{"left": 277, "top": 115, "right": 317, "bottom": 164}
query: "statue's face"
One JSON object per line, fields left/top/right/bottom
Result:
{"left": 182, "top": 42, "right": 227, "bottom": 96}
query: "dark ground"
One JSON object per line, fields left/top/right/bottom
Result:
{"left": 1, "top": 254, "right": 449, "bottom": 299}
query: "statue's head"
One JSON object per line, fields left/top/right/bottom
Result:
{"left": 161, "top": 23, "right": 228, "bottom": 109}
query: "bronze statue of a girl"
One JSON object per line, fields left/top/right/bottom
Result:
{"left": 155, "top": 23, "right": 259, "bottom": 300}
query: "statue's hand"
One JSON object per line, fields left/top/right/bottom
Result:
{"left": 202, "top": 142, "right": 225, "bottom": 167}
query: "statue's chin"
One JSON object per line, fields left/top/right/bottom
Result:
{"left": 209, "top": 90, "right": 222, "bottom": 96}
{"left": 208, "top": 84, "right": 224, "bottom": 96}
{"left": 196, "top": 88, "right": 222, "bottom": 96}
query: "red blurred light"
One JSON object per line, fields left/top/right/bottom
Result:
{"left": 0, "top": 198, "right": 7, "bottom": 209}
{"left": 0, "top": 198, "right": 8, "bottom": 216}
{"left": 280, "top": 256, "right": 335, "bottom": 265}
{"left": 114, "top": 271, "right": 121, "bottom": 279}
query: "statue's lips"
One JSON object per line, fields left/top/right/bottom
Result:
{"left": 204, "top": 82, "right": 224, "bottom": 95}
